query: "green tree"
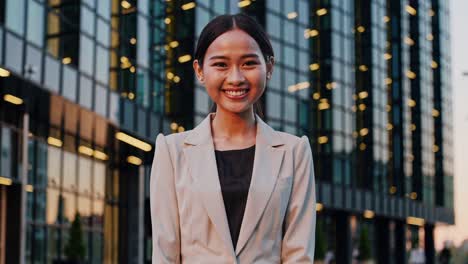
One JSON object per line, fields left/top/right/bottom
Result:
{"left": 358, "top": 226, "right": 372, "bottom": 261}
{"left": 64, "top": 213, "right": 86, "bottom": 262}
{"left": 314, "top": 219, "right": 327, "bottom": 260}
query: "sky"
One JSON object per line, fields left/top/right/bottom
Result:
{"left": 433, "top": 0, "right": 468, "bottom": 250}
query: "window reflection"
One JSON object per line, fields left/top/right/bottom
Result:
{"left": 27, "top": 0, "right": 44, "bottom": 47}
{"left": 46, "top": 188, "right": 60, "bottom": 224}
{"left": 62, "top": 152, "right": 77, "bottom": 192}
{"left": 5, "top": 0, "right": 25, "bottom": 35}
{"left": 5, "top": 33, "right": 24, "bottom": 73}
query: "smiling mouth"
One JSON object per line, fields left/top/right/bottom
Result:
{"left": 222, "top": 89, "right": 250, "bottom": 97}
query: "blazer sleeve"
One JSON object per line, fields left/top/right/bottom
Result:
{"left": 281, "top": 135, "right": 316, "bottom": 263}
{"left": 150, "top": 133, "right": 181, "bottom": 264}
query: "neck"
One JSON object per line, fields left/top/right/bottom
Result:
{"left": 211, "top": 107, "right": 257, "bottom": 139}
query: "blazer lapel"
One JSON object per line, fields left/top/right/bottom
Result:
{"left": 235, "top": 114, "right": 285, "bottom": 255}
{"left": 183, "top": 113, "right": 235, "bottom": 256}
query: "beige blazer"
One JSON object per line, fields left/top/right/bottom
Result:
{"left": 150, "top": 113, "right": 316, "bottom": 263}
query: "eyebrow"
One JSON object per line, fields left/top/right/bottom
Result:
{"left": 208, "top": 53, "right": 260, "bottom": 60}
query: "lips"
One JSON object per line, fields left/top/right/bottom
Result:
{"left": 222, "top": 88, "right": 250, "bottom": 99}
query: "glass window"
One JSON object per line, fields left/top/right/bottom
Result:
{"left": 78, "top": 156, "right": 92, "bottom": 195}
{"left": 63, "top": 152, "right": 77, "bottom": 192}
{"left": 63, "top": 65, "right": 78, "bottom": 101}
{"left": 79, "top": 35, "right": 95, "bottom": 76}
{"left": 96, "top": 18, "right": 110, "bottom": 47}
{"left": 62, "top": 191, "right": 76, "bottom": 222}
{"left": 45, "top": 56, "right": 60, "bottom": 93}
{"left": 284, "top": 96, "right": 297, "bottom": 123}
{"left": 96, "top": 46, "right": 109, "bottom": 84}
{"left": 79, "top": 75, "right": 93, "bottom": 109}
{"left": 267, "top": 15, "right": 281, "bottom": 38}
{"left": 81, "top": 6, "right": 95, "bottom": 36}
{"left": 27, "top": 0, "right": 44, "bottom": 47}
{"left": 94, "top": 161, "right": 106, "bottom": 200}
{"left": 195, "top": 88, "right": 209, "bottom": 114}
{"left": 46, "top": 188, "right": 60, "bottom": 224}
{"left": 5, "top": 0, "right": 25, "bottom": 35}
{"left": 266, "top": 91, "right": 282, "bottom": 119}
{"left": 136, "top": 68, "right": 149, "bottom": 107}
{"left": 5, "top": 33, "right": 24, "bottom": 74}
{"left": 95, "top": 84, "right": 108, "bottom": 117}
{"left": 109, "top": 91, "right": 120, "bottom": 124}
{"left": 1, "top": 127, "right": 13, "bottom": 178}
{"left": 97, "top": 0, "right": 110, "bottom": 20}
{"left": 25, "top": 45, "right": 42, "bottom": 83}
{"left": 137, "top": 16, "right": 149, "bottom": 67}
{"left": 82, "top": 0, "right": 94, "bottom": 8}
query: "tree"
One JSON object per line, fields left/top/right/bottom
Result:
{"left": 358, "top": 226, "right": 372, "bottom": 261}
{"left": 64, "top": 213, "right": 86, "bottom": 263}
{"left": 314, "top": 219, "right": 327, "bottom": 260}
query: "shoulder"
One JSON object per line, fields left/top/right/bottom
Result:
{"left": 273, "top": 130, "right": 311, "bottom": 151}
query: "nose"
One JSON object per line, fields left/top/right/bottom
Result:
{"left": 226, "top": 66, "right": 246, "bottom": 85}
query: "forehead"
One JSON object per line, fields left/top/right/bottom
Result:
{"left": 205, "top": 29, "right": 262, "bottom": 57}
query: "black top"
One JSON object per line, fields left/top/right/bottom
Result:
{"left": 214, "top": 144, "right": 256, "bottom": 250}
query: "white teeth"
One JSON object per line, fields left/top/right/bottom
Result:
{"left": 225, "top": 90, "right": 247, "bottom": 96}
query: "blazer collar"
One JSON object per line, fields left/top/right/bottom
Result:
{"left": 183, "top": 112, "right": 284, "bottom": 147}
{"left": 183, "top": 113, "right": 285, "bottom": 256}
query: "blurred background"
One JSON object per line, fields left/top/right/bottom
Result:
{"left": 0, "top": 0, "right": 466, "bottom": 263}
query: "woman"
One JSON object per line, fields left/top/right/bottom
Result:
{"left": 150, "top": 14, "right": 316, "bottom": 263}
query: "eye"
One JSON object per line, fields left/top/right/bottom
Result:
{"left": 212, "top": 62, "right": 227, "bottom": 68}
{"left": 243, "top": 60, "right": 259, "bottom": 66}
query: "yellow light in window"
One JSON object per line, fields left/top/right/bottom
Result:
{"left": 359, "top": 128, "right": 369, "bottom": 136}
{"left": 128, "top": 92, "right": 135, "bottom": 100}
{"left": 0, "top": 67, "right": 10, "bottom": 77}
{"left": 177, "top": 126, "right": 185, "bottom": 132}
{"left": 432, "top": 109, "right": 440, "bottom": 117}
{"left": 427, "top": 34, "right": 434, "bottom": 41}
{"left": 115, "top": 132, "right": 152, "bottom": 151}
{"left": 389, "top": 186, "right": 397, "bottom": 194}
{"left": 130, "top": 37, "right": 137, "bottom": 45}
{"left": 130, "top": 66, "right": 136, "bottom": 73}
{"left": 405, "top": 36, "right": 415, "bottom": 46}
{"left": 93, "top": 150, "right": 108, "bottom": 161}
{"left": 358, "top": 91, "right": 368, "bottom": 99}
{"left": 409, "top": 192, "right": 418, "bottom": 200}
{"left": 383, "top": 16, "right": 390, "bottom": 23}
{"left": 384, "top": 53, "right": 392, "bottom": 60}
{"left": 409, "top": 154, "right": 414, "bottom": 161}
{"left": 411, "top": 124, "right": 416, "bottom": 131}
{"left": 0, "top": 177, "right": 12, "bottom": 186}
{"left": 408, "top": 99, "right": 416, "bottom": 107}
{"left": 313, "top": 92, "right": 320, "bottom": 100}
{"left": 433, "top": 145, "right": 439, "bottom": 153}
{"left": 318, "top": 136, "right": 328, "bottom": 144}
{"left": 25, "top": 184, "right": 34, "bottom": 192}
{"left": 359, "top": 65, "right": 368, "bottom": 72}
{"left": 121, "top": 0, "right": 132, "bottom": 9}
{"left": 167, "top": 72, "right": 174, "bottom": 80}
{"left": 352, "top": 131, "right": 358, "bottom": 138}
{"left": 127, "top": 155, "right": 142, "bottom": 166}
{"left": 4, "top": 94, "right": 23, "bottom": 105}
{"left": 120, "top": 56, "right": 129, "bottom": 63}
{"left": 406, "top": 5, "right": 417, "bottom": 15}
{"left": 406, "top": 70, "right": 416, "bottom": 79}
{"left": 78, "top": 145, "right": 94, "bottom": 156}
{"left": 358, "top": 103, "right": 366, "bottom": 111}
{"left": 318, "top": 99, "right": 330, "bottom": 110}
{"left": 178, "top": 54, "right": 192, "bottom": 63}
{"left": 352, "top": 94, "right": 357, "bottom": 100}
{"left": 429, "top": 9, "right": 435, "bottom": 17}
{"left": 62, "top": 57, "right": 72, "bottom": 64}
{"left": 47, "top": 137, "right": 63, "bottom": 148}
{"left": 309, "top": 63, "right": 320, "bottom": 71}
{"left": 385, "top": 78, "right": 393, "bottom": 85}
{"left": 288, "top": 82, "right": 310, "bottom": 93}
{"left": 169, "top": 41, "right": 179, "bottom": 48}
{"left": 387, "top": 123, "right": 393, "bottom": 130}
{"left": 364, "top": 210, "right": 375, "bottom": 219}
{"left": 164, "top": 18, "right": 171, "bottom": 24}
{"left": 407, "top": 216, "right": 424, "bottom": 226}
{"left": 357, "top": 26, "right": 365, "bottom": 33}
{"left": 170, "top": 122, "right": 178, "bottom": 130}
{"left": 359, "top": 143, "right": 366, "bottom": 150}
{"left": 316, "top": 8, "right": 327, "bottom": 16}
{"left": 287, "top": 12, "right": 298, "bottom": 19}
{"left": 238, "top": 0, "right": 251, "bottom": 8}
{"left": 316, "top": 203, "right": 324, "bottom": 211}
{"left": 181, "top": 2, "right": 196, "bottom": 10}
{"left": 431, "top": 60, "right": 438, "bottom": 69}
{"left": 385, "top": 105, "right": 391, "bottom": 112}
{"left": 304, "top": 29, "right": 319, "bottom": 39}
{"left": 326, "top": 82, "right": 337, "bottom": 90}
{"left": 173, "top": 76, "right": 181, "bottom": 83}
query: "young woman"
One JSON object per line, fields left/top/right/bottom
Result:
{"left": 150, "top": 14, "right": 316, "bottom": 263}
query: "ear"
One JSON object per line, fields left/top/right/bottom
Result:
{"left": 266, "top": 56, "right": 275, "bottom": 80}
{"left": 193, "top": 59, "right": 204, "bottom": 83}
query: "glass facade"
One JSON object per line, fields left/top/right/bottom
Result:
{"left": 0, "top": 0, "right": 453, "bottom": 263}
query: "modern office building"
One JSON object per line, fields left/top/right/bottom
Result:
{"left": 0, "top": 0, "right": 453, "bottom": 263}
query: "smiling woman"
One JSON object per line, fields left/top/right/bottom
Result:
{"left": 150, "top": 14, "right": 316, "bottom": 263}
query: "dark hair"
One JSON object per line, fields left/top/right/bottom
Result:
{"left": 194, "top": 13, "right": 274, "bottom": 119}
